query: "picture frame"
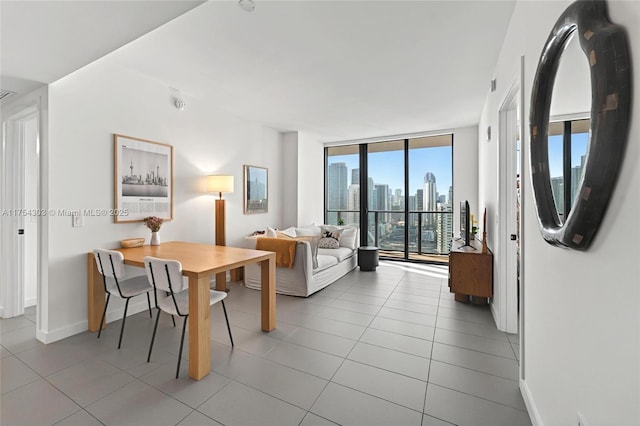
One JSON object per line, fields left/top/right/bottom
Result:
{"left": 114, "top": 134, "right": 173, "bottom": 223}
{"left": 243, "top": 165, "right": 268, "bottom": 214}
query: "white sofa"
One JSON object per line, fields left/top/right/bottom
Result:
{"left": 243, "top": 225, "right": 358, "bottom": 297}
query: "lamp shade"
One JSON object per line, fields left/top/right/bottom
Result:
{"left": 207, "top": 175, "right": 234, "bottom": 193}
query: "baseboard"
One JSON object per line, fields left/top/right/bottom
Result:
{"left": 37, "top": 320, "right": 87, "bottom": 344}
{"left": 35, "top": 299, "right": 151, "bottom": 344}
{"left": 24, "top": 297, "right": 37, "bottom": 307}
{"left": 520, "top": 379, "right": 543, "bottom": 426}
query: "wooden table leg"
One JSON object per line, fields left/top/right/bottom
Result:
{"left": 261, "top": 255, "right": 276, "bottom": 331}
{"left": 188, "top": 275, "right": 211, "bottom": 380}
{"left": 215, "top": 272, "right": 227, "bottom": 292}
{"left": 87, "top": 253, "right": 105, "bottom": 332}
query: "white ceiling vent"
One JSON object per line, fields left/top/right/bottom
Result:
{"left": 0, "top": 89, "right": 16, "bottom": 100}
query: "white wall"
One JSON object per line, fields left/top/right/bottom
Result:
{"left": 480, "top": 1, "right": 640, "bottom": 424}
{"left": 297, "top": 132, "right": 324, "bottom": 226}
{"left": 282, "top": 132, "right": 299, "bottom": 227}
{"left": 452, "top": 125, "right": 479, "bottom": 234}
{"left": 43, "top": 58, "right": 287, "bottom": 341}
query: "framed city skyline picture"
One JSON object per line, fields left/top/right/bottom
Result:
{"left": 244, "top": 165, "right": 268, "bottom": 214}
{"left": 114, "top": 134, "right": 173, "bottom": 223}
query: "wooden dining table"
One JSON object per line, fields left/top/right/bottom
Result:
{"left": 87, "top": 241, "right": 276, "bottom": 380}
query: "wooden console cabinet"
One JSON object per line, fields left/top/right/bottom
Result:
{"left": 449, "top": 238, "right": 493, "bottom": 303}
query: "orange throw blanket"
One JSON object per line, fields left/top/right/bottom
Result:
{"left": 256, "top": 237, "right": 297, "bottom": 268}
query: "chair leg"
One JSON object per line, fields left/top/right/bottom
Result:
{"left": 165, "top": 292, "right": 176, "bottom": 327}
{"left": 221, "top": 300, "right": 234, "bottom": 347}
{"left": 97, "top": 294, "right": 111, "bottom": 339}
{"left": 176, "top": 316, "right": 188, "bottom": 379}
{"left": 146, "top": 293, "right": 153, "bottom": 318}
{"left": 147, "top": 310, "right": 161, "bottom": 363}
{"left": 118, "top": 298, "right": 130, "bottom": 349}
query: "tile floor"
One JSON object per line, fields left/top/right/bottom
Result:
{"left": 0, "top": 261, "right": 529, "bottom": 426}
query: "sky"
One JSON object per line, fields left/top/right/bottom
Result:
{"left": 548, "top": 131, "right": 589, "bottom": 177}
{"left": 329, "top": 146, "right": 453, "bottom": 199}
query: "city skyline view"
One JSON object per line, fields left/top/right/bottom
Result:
{"left": 327, "top": 139, "right": 454, "bottom": 257}
{"left": 329, "top": 145, "right": 453, "bottom": 201}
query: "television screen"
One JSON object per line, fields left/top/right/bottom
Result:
{"left": 460, "top": 200, "right": 470, "bottom": 246}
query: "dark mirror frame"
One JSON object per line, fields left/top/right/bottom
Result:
{"left": 530, "top": 0, "right": 631, "bottom": 250}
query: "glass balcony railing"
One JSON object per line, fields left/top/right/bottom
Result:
{"left": 326, "top": 209, "right": 454, "bottom": 263}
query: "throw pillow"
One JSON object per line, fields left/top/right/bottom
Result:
{"left": 318, "top": 237, "right": 339, "bottom": 249}
{"left": 339, "top": 227, "right": 358, "bottom": 250}
{"left": 266, "top": 226, "right": 277, "bottom": 238}
{"left": 321, "top": 227, "right": 343, "bottom": 242}
{"left": 279, "top": 226, "right": 297, "bottom": 238}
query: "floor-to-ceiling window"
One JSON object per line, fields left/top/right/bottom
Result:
{"left": 408, "top": 135, "right": 453, "bottom": 261}
{"left": 326, "top": 145, "right": 360, "bottom": 226}
{"left": 548, "top": 118, "right": 589, "bottom": 222}
{"left": 325, "top": 134, "right": 453, "bottom": 263}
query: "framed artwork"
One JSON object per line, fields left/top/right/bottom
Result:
{"left": 114, "top": 134, "right": 173, "bottom": 223}
{"left": 243, "top": 165, "right": 268, "bottom": 214}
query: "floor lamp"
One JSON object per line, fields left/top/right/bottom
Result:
{"left": 207, "top": 175, "right": 235, "bottom": 290}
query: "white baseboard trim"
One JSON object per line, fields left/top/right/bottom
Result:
{"left": 24, "top": 297, "right": 37, "bottom": 307}
{"left": 0, "top": 305, "right": 4, "bottom": 318}
{"left": 35, "top": 299, "right": 151, "bottom": 344}
{"left": 520, "top": 379, "right": 543, "bottom": 426}
{"left": 37, "top": 320, "right": 87, "bottom": 344}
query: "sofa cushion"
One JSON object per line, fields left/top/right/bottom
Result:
{"left": 318, "top": 247, "right": 354, "bottom": 262}
{"left": 295, "top": 227, "right": 319, "bottom": 237}
{"left": 314, "top": 254, "right": 339, "bottom": 273}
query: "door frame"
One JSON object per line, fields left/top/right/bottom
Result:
{"left": 0, "top": 102, "right": 40, "bottom": 319}
{"left": 496, "top": 61, "right": 524, "bottom": 336}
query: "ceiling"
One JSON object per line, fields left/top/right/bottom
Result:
{"left": 1, "top": 0, "right": 517, "bottom": 143}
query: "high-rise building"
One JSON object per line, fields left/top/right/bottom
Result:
{"left": 352, "top": 168, "right": 360, "bottom": 185}
{"left": 570, "top": 155, "right": 586, "bottom": 205}
{"left": 448, "top": 186, "right": 453, "bottom": 206}
{"left": 423, "top": 172, "right": 437, "bottom": 226}
{"left": 373, "top": 184, "right": 390, "bottom": 222}
{"left": 328, "top": 162, "right": 348, "bottom": 210}
{"left": 551, "top": 176, "right": 564, "bottom": 218}
{"left": 347, "top": 184, "right": 360, "bottom": 225}
{"left": 436, "top": 203, "right": 453, "bottom": 253}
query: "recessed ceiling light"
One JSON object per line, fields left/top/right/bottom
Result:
{"left": 238, "top": 0, "right": 255, "bottom": 12}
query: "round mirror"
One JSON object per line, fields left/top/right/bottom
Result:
{"left": 529, "top": 0, "right": 631, "bottom": 250}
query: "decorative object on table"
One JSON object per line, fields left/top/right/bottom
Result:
{"left": 206, "top": 175, "right": 234, "bottom": 246}
{"left": 470, "top": 213, "right": 478, "bottom": 240}
{"left": 529, "top": 0, "right": 630, "bottom": 250}
{"left": 143, "top": 216, "right": 163, "bottom": 246}
{"left": 243, "top": 165, "right": 268, "bottom": 214}
{"left": 114, "top": 134, "right": 173, "bottom": 223}
{"left": 120, "top": 238, "right": 145, "bottom": 248}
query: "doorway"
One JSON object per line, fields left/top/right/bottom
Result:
{"left": 497, "top": 57, "right": 526, "bottom": 379}
{"left": 1, "top": 103, "right": 40, "bottom": 320}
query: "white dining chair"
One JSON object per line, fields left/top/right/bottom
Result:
{"left": 93, "top": 248, "right": 153, "bottom": 349}
{"left": 143, "top": 256, "right": 234, "bottom": 378}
